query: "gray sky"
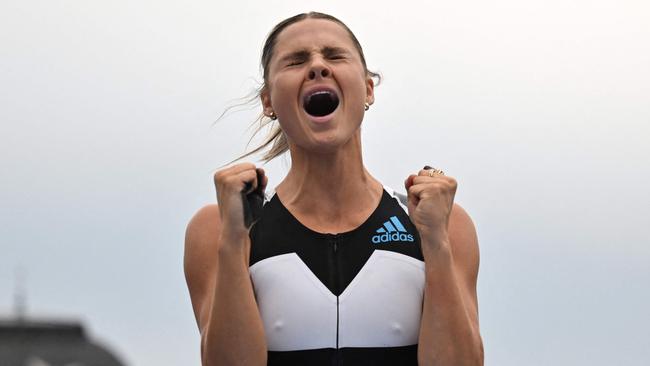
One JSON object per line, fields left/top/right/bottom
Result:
{"left": 1, "top": 0, "right": 649, "bottom": 365}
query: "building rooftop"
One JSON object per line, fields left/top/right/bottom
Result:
{"left": 0, "top": 318, "right": 126, "bottom": 366}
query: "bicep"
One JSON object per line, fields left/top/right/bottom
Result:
{"left": 184, "top": 204, "right": 222, "bottom": 333}
{"left": 448, "top": 203, "right": 481, "bottom": 328}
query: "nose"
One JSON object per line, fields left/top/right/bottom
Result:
{"left": 307, "top": 57, "right": 331, "bottom": 80}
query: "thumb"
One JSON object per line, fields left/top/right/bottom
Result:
{"left": 404, "top": 174, "right": 416, "bottom": 191}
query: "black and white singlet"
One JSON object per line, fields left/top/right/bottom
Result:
{"left": 248, "top": 186, "right": 425, "bottom": 366}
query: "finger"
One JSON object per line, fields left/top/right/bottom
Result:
{"left": 412, "top": 176, "right": 458, "bottom": 193}
{"left": 410, "top": 178, "right": 458, "bottom": 199}
{"left": 219, "top": 162, "right": 257, "bottom": 177}
{"left": 214, "top": 162, "right": 257, "bottom": 184}
{"left": 404, "top": 174, "right": 417, "bottom": 191}
{"left": 407, "top": 182, "right": 441, "bottom": 200}
{"left": 417, "top": 169, "right": 445, "bottom": 177}
{"left": 406, "top": 181, "right": 424, "bottom": 206}
{"left": 238, "top": 169, "right": 261, "bottom": 194}
{"left": 230, "top": 162, "right": 258, "bottom": 174}
{"left": 412, "top": 175, "right": 447, "bottom": 185}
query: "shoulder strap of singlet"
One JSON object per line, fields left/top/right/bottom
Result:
{"left": 383, "top": 185, "right": 409, "bottom": 213}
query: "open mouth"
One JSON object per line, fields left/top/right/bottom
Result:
{"left": 303, "top": 90, "right": 340, "bottom": 117}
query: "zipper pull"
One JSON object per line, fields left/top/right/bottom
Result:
{"left": 330, "top": 233, "right": 339, "bottom": 252}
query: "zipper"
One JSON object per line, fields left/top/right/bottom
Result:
{"left": 330, "top": 234, "right": 342, "bottom": 366}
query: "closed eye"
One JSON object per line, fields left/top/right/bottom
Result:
{"left": 287, "top": 59, "right": 305, "bottom": 66}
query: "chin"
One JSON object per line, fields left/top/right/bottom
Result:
{"left": 309, "top": 131, "right": 360, "bottom": 154}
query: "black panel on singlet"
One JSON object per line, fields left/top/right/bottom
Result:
{"left": 267, "top": 345, "right": 418, "bottom": 366}
{"left": 248, "top": 188, "right": 424, "bottom": 365}
{"left": 249, "top": 189, "right": 424, "bottom": 296}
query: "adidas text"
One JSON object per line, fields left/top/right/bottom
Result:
{"left": 372, "top": 232, "right": 415, "bottom": 243}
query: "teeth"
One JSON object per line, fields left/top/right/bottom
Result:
{"left": 311, "top": 90, "right": 331, "bottom": 97}
{"left": 304, "top": 89, "right": 335, "bottom": 106}
{"left": 307, "top": 90, "right": 333, "bottom": 101}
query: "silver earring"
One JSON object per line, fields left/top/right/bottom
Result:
{"left": 364, "top": 102, "right": 370, "bottom": 111}
{"left": 269, "top": 111, "right": 277, "bottom": 120}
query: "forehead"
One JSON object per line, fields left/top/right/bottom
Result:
{"left": 273, "top": 18, "right": 356, "bottom": 56}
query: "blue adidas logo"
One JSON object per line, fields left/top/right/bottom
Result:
{"left": 371, "top": 216, "right": 415, "bottom": 244}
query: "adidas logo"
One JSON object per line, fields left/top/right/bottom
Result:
{"left": 371, "top": 216, "right": 415, "bottom": 244}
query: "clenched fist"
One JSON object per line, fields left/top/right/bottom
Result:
{"left": 213, "top": 163, "right": 268, "bottom": 240}
{"left": 404, "top": 166, "right": 457, "bottom": 250}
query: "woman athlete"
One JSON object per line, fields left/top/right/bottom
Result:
{"left": 184, "top": 12, "right": 484, "bottom": 366}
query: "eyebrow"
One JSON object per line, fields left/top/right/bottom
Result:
{"left": 278, "top": 46, "right": 349, "bottom": 63}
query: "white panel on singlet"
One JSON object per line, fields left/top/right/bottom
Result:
{"left": 250, "top": 251, "right": 425, "bottom": 351}
{"left": 339, "top": 250, "right": 425, "bottom": 347}
{"left": 249, "top": 253, "right": 338, "bottom": 351}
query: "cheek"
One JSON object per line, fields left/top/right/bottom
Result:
{"left": 340, "top": 69, "right": 369, "bottom": 96}
{"left": 270, "top": 72, "right": 302, "bottom": 98}
{"left": 344, "top": 79, "right": 369, "bottom": 105}
{"left": 271, "top": 84, "right": 298, "bottom": 116}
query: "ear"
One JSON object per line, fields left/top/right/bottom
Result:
{"left": 260, "top": 87, "right": 273, "bottom": 116}
{"left": 365, "top": 76, "right": 375, "bottom": 106}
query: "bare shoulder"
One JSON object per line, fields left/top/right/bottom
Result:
{"left": 449, "top": 203, "right": 478, "bottom": 246}
{"left": 184, "top": 203, "right": 222, "bottom": 331}
{"left": 185, "top": 203, "right": 222, "bottom": 248}
{"left": 448, "top": 203, "right": 480, "bottom": 286}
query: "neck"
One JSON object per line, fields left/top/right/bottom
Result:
{"left": 275, "top": 132, "right": 382, "bottom": 224}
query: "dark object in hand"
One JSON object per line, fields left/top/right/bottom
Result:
{"left": 241, "top": 169, "right": 265, "bottom": 228}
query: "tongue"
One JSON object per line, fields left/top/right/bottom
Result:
{"left": 304, "top": 93, "right": 339, "bottom": 117}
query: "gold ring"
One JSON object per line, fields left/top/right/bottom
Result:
{"left": 427, "top": 168, "right": 445, "bottom": 177}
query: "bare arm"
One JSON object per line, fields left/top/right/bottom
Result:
{"left": 417, "top": 203, "right": 484, "bottom": 366}
{"left": 184, "top": 164, "right": 268, "bottom": 366}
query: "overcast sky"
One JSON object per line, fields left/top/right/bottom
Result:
{"left": 1, "top": 0, "right": 649, "bottom": 365}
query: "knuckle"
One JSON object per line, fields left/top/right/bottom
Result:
{"left": 431, "top": 184, "right": 444, "bottom": 193}
{"left": 240, "top": 162, "right": 256, "bottom": 170}
{"left": 243, "top": 169, "right": 256, "bottom": 179}
{"left": 220, "top": 175, "right": 232, "bottom": 186}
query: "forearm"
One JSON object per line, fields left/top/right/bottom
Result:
{"left": 203, "top": 233, "right": 267, "bottom": 366}
{"left": 418, "top": 243, "right": 483, "bottom": 366}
